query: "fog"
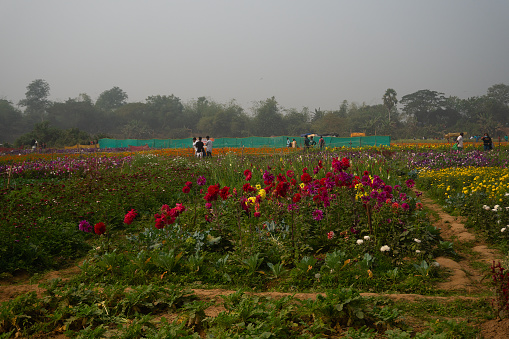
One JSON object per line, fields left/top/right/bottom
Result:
{"left": 1, "top": 0, "right": 508, "bottom": 110}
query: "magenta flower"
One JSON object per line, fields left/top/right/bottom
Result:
{"left": 405, "top": 179, "right": 415, "bottom": 188}
{"left": 197, "top": 176, "right": 206, "bottom": 186}
{"left": 79, "top": 220, "right": 93, "bottom": 233}
{"left": 312, "top": 209, "right": 324, "bottom": 221}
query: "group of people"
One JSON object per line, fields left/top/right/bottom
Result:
{"left": 456, "top": 132, "right": 494, "bottom": 151}
{"left": 192, "top": 136, "right": 213, "bottom": 157}
{"left": 286, "top": 135, "right": 326, "bottom": 151}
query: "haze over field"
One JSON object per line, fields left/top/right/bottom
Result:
{"left": 1, "top": 0, "right": 509, "bottom": 110}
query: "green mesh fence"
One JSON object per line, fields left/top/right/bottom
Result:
{"left": 98, "top": 136, "right": 390, "bottom": 149}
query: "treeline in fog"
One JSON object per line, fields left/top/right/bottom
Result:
{"left": 1, "top": 79, "right": 509, "bottom": 147}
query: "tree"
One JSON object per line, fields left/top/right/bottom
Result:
{"left": 283, "top": 107, "right": 311, "bottom": 136}
{"left": 382, "top": 88, "right": 398, "bottom": 123}
{"left": 487, "top": 83, "right": 509, "bottom": 106}
{"left": 0, "top": 99, "right": 23, "bottom": 143}
{"left": 252, "top": 97, "right": 283, "bottom": 136}
{"left": 145, "top": 94, "right": 184, "bottom": 133}
{"left": 400, "top": 90, "right": 446, "bottom": 125}
{"left": 95, "top": 86, "right": 128, "bottom": 111}
{"left": 121, "top": 119, "right": 151, "bottom": 139}
{"left": 348, "top": 104, "right": 387, "bottom": 135}
{"left": 312, "top": 111, "right": 349, "bottom": 136}
{"left": 18, "top": 79, "right": 51, "bottom": 123}
{"left": 47, "top": 99, "right": 101, "bottom": 133}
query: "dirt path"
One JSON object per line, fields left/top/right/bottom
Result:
{"left": 0, "top": 195, "right": 507, "bottom": 338}
{"left": 420, "top": 195, "right": 506, "bottom": 338}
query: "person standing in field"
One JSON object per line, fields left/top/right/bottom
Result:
{"left": 482, "top": 133, "right": 493, "bottom": 151}
{"left": 310, "top": 136, "right": 317, "bottom": 148}
{"left": 192, "top": 137, "right": 198, "bottom": 157}
{"left": 195, "top": 137, "right": 205, "bottom": 158}
{"left": 291, "top": 139, "right": 297, "bottom": 148}
{"left": 456, "top": 132, "right": 464, "bottom": 151}
{"left": 319, "top": 136, "right": 325, "bottom": 150}
{"left": 286, "top": 137, "right": 291, "bottom": 148}
{"left": 205, "top": 136, "right": 213, "bottom": 157}
{"left": 304, "top": 135, "right": 310, "bottom": 151}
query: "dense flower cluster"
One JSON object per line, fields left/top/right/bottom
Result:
{"left": 155, "top": 203, "right": 186, "bottom": 229}
{"left": 124, "top": 209, "right": 138, "bottom": 225}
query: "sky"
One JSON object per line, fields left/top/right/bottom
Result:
{"left": 1, "top": 0, "right": 508, "bottom": 112}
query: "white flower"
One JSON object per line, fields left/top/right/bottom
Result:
{"left": 505, "top": 193, "right": 509, "bottom": 196}
{"left": 380, "top": 245, "right": 391, "bottom": 252}
{"left": 416, "top": 250, "right": 421, "bottom": 253}
{"left": 432, "top": 262, "right": 440, "bottom": 268}
{"left": 483, "top": 205, "right": 491, "bottom": 210}
{"left": 501, "top": 228, "right": 507, "bottom": 233}
{"left": 356, "top": 239, "right": 364, "bottom": 245}
{"left": 414, "top": 238, "right": 421, "bottom": 243}
{"left": 363, "top": 236, "right": 370, "bottom": 241}
{"left": 315, "top": 273, "right": 321, "bottom": 279}
{"left": 493, "top": 205, "right": 501, "bottom": 212}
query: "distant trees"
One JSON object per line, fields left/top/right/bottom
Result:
{"left": 47, "top": 99, "right": 101, "bottom": 133}
{"left": 4, "top": 78, "right": 509, "bottom": 145}
{"left": 0, "top": 100, "right": 23, "bottom": 143}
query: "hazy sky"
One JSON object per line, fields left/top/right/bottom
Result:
{"left": 1, "top": 0, "right": 508, "bottom": 111}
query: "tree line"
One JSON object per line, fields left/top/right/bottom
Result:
{"left": 1, "top": 79, "right": 508, "bottom": 147}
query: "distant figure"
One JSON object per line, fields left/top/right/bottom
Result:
{"left": 192, "top": 137, "right": 197, "bottom": 156}
{"left": 456, "top": 132, "right": 464, "bottom": 151}
{"left": 505, "top": 135, "right": 508, "bottom": 142}
{"left": 304, "top": 135, "right": 310, "bottom": 151}
{"left": 291, "top": 139, "right": 297, "bottom": 148}
{"left": 481, "top": 133, "right": 493, "bottom": 151}
{"left": 310, "top": 136, "right": 317, "bottom": 148}
{"left": 195, "top": 137, "right": 205, "bottom": 157}
{"left": 286, "top": 137, "right": 291, "bottom": 148}
{"left": 205, "top": 136, "right": 213, "bottom": 157}
{"left": 319, "top": 136, "right": 325, "bottom": 150}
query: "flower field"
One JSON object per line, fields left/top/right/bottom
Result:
{"left": 1, "top": 146, "right": 509, "bottom": 337}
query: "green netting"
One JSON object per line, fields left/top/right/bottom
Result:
{"left": 98, "top": 136, "right": 390, "bottom": 149}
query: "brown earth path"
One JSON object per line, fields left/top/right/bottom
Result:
{"left": 0, "top": 194, "right": 507, "bottom": 338}
{"left": 420, "top": 195, "right": 506, "bottom": 338}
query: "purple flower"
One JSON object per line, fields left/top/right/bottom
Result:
{"left": 405, "top": 179, "right": 415, "bottom": 188}
{"left": 197, "top": 176, "right": 206, "bottom": 186}
{"left": 79, "top": 220, "right": 93, "bottom": 233}
{"left": 383, "top": 185, "right": 393, "bottom": 193}
{"left": 287, "top": 204, "right": 299, "bottom": 212}
{"left": 312, "top": 209, "right": 324, "bottom": 221}
{"left": 263, "top": 170, "right": 275, "bottom": 184}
